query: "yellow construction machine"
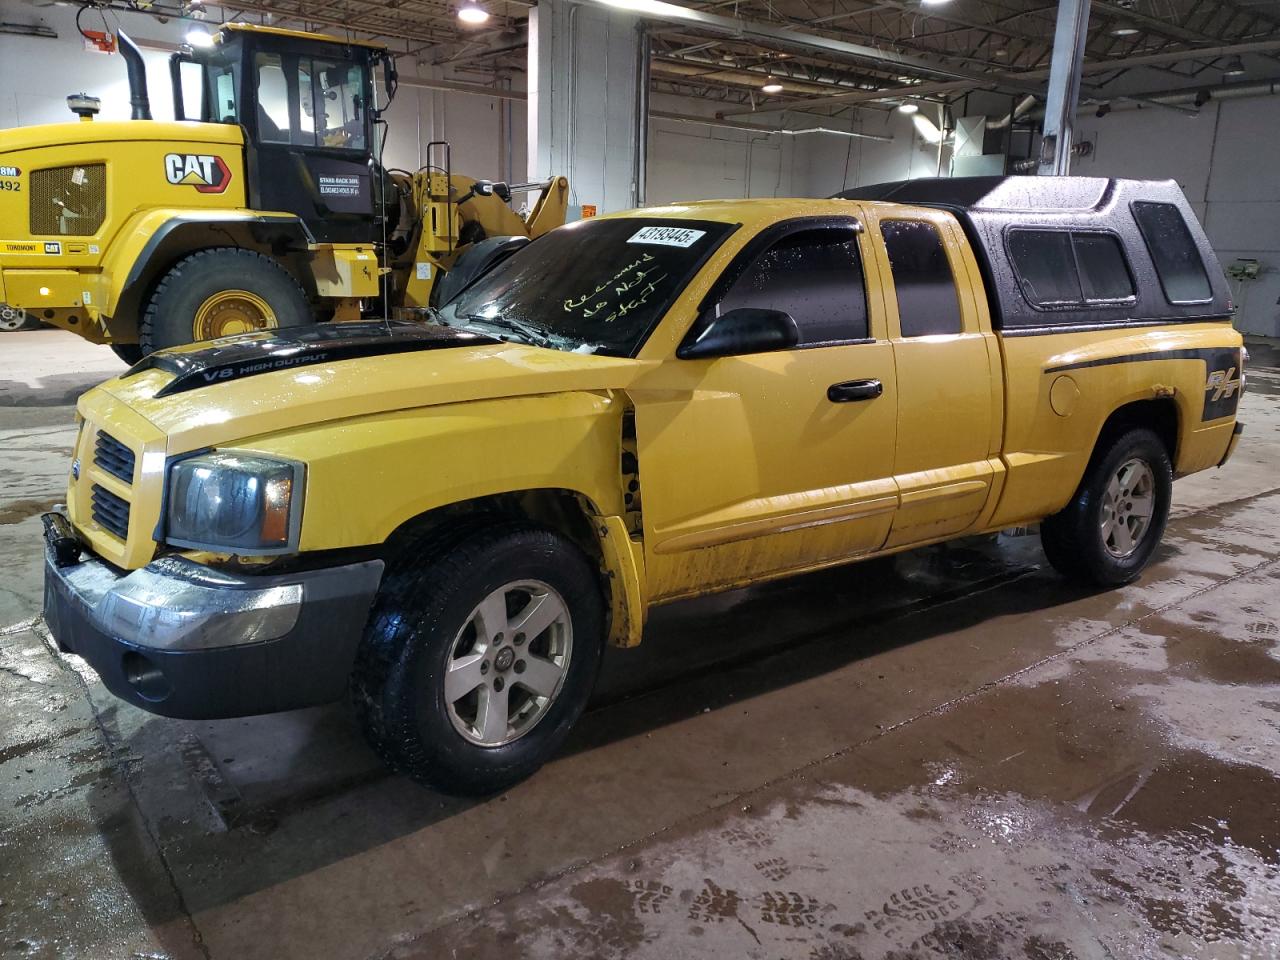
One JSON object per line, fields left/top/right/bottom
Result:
{"left": 0, "top": 23, "right": 568, "bottom": 361}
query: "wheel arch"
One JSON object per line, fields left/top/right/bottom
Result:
{"left": 381, "top": 488, "right": 645, "bottom": 649}
{"left": 1090, "top": 396, "right": 1180, "bottom": 473}
{"left": 104, "top": 213, "right": 317, "bottom": 342}
{"left": 1095, "top": 394, "right": 1172, "bottom": 463}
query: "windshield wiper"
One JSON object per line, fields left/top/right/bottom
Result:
{"left": 457, "top": 314, "right": 566, "bottom": 350}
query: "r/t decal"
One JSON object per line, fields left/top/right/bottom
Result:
{"left": 1206, "top": 366, "right": 1241, "bottom": 402}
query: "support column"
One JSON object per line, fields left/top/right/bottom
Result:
{"left": 528, "top": 0, "right": 647, "bottom": 213}
{"left": 1038, "top": 0, "right": 1091, "bottom": 176}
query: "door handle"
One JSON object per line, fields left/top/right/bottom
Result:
{"left": 827, "top": 379, "right": 883, "bottom": 403}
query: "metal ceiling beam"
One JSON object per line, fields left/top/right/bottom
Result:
{"left": 571, "top": 0, "right": 1048, "bottom": 92}
{"left": 716, "top": 77, "right": 988, "bottom": 116}
{"left": 716, "top": 35, "right": 1280, "bottom": 119}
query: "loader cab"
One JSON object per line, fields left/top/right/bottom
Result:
{"left": 172, "top": 24, "right": 389, "bottom": 243}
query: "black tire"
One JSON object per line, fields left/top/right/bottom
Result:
{"left": 110, "top": 344, "right": 143, "bottom": 366}
{"left": 139, "top": 248, "right": 312, "bottom": 354}
{"left": 352, "top": 523, "right": 606, "bottom": 795}
{"left": 1040, "top": 427, "right": 1172, "bottom": 587}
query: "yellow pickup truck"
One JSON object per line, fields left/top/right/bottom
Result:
{"left": 42, "top": 176, "right": 1244, "bottom": 793}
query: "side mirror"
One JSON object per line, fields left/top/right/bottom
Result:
{"left": 677, "top": 308, "right": 799, "bottom": 361}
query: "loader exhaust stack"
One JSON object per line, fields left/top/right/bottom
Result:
{"left": 118, "top": 31, "right": 152, "bottom": 121}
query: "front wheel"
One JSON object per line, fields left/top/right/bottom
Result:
{"left": 1041, "top": 427, "right": 1172, "bottom": 587}
{"left": 352, "top": 524, "right": 605, "bottom": 794}
{"left": 140, "top": 248, "right": 313, "bottom": 354}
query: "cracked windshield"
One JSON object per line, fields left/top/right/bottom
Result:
{"left": 438, "top": 217, "right": 735, "bottom": 356}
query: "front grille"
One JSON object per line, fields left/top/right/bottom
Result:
{"left": 94, "top": 431, "right": 136, "bottom": 483}
{"left": 29, "top": 164, "right": 106, "bottom": 236}
{"left": 91, "top": 484, "right": 130, "bottom": 540}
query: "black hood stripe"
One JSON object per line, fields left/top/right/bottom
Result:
{"left": 128, "top": 321, "right": 499, "bottom": 398}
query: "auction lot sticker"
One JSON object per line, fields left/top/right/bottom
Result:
{"left": 628, "top": 226, "right": 706, "bottom": 247}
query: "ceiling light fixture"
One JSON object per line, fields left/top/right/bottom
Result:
{"left": 1110, "top": 21, "right": 1139, "bottom": 36}
{"left": 458, "top": 1, "right": 490, "bottom": 24}
{"left": 761, "top": 76, "right": 784, "bottom": 94}
{"left": 920, "top": 0, "right": 954, "bottom": 6}
{"left": 898, "top": 101, "right": 919, "bottom": 114}
{"left": 1223, "top": 55, "right": 1246, "bottom": 78}
{"left": 912, "top": 114, "right": 944, "bottom": 144}
{"left": 185, "top": 26, "right": 214, "bottom": 46}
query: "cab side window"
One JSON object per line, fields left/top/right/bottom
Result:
{"left": 880, "top": 220, "right": 963, "bottom": 337}
{"left": 254, "top": 54, "right": 291, "bottom": 143}
{"left": 253, "top": 53, "right": 366, "bottom": 151}
{"left": 716, "top": 226, "right": 868, "bottom": 345}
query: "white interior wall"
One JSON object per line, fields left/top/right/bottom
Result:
{"left": 792, "top": 107, "right": 954, "bottom": 198}
{"left": 646, "top": 93, "right": 799, "bottom": 204}
{"left": 1073, "top": 98, "right": 1280, "bottom": 337}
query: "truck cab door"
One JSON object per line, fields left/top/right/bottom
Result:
{"left": 866, "top": 209, "right": 1004, "bottom": 547}
{"left": 246, "top": 45, "right": 379, "bottom": 244}
{"left": 632, "top": 218, "right": 900, "bottom": 602}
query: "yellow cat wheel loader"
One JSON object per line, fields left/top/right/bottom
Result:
{"left": 0, "top": 24, "right": 568, "bottom": 362}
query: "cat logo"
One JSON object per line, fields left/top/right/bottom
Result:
{"left": 163, "top": 153, "right": 232, "bottom": 194}
{"left": 1205, "top": 366, "right": 1242, "bottom": 402}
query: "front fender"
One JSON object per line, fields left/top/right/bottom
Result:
{"left": 101, "top": 209, "right": 313, "bottom": 334}
{"left": 236, "top": 391, "right": 628, "bottom": 552}
{"left": 237, "top": 390, "right": 644, "bottom": 644}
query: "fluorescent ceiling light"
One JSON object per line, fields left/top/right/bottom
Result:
{"left": 761, "top": 77, "right": 784, "bottom": 94}
{"left": 920, "top": 0, "right": 954, "bottom": 6}
{"left": 898, "top": 101, "right": 919, "bottom": 114}
{"left": 1110, "top": 21, "right": 1140, "bottom": 36}
{"left": 458, "top": 2, "right": 490, "bottom": 24}
{"left": 185, "top": 26, "right": 214, "bottom": 47}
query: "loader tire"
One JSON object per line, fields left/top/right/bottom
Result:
{"left": 140, "top": 248, "right": 312, "bottom": 355}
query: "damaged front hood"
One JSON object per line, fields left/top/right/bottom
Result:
{"left": 90, "top": 321, "right": 641, "bottom": 453}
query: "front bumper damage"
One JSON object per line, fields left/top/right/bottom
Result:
{"left": 42, "top": 513, "right": 383, "bottom": 719}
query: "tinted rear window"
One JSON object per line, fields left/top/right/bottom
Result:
{"left": 880, "top": 220, "right": 963, "bottom": 336}
{"left": 1008, "top": 229, "right": 1134, "bottom": 308}
{"left": 1073, "top": 233, "right": 1134, "bottom": 300}
{"left": 1009, "top": 231, "right": 1081, "bottom": 305}
{"left": 1132, "top": 201, "right": 1212, "bottom": 303}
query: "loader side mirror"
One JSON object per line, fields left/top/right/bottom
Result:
{"left": 377, "top": 56, "right": 399, "bottom": 115}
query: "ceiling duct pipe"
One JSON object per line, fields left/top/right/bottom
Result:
{"left": 117, "top": 31, "right": 152, "bottom": 120}
{"left": 651, "top": 110, "right": 893, "bottom": 142}
{"left": 986, "top": 94, "right": 1038, "bottom": 130}
{"left": 1105, "top": 78, "right": 1280, "bottom": 111}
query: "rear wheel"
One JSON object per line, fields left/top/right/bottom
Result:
{"left": 140, "top": 248, "right": 312, "bottom": 354}
{"left": 1040, "top": 427, "right": 1172, "bottom": 587}
{"left": 352, "top": 523, "right": 605, "bottom": 794}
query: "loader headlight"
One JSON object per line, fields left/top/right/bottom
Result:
{"left": 165, "top": 452, "right": 304, "bottom": 554}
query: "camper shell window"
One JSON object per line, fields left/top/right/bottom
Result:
{"left": 833, "top": 176, "right": 1230, "bottom": 332}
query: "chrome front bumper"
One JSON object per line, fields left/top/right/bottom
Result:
{"left": 43, "top": 515, "right": 384, "bottom": 719}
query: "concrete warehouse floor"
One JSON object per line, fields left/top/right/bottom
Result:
{"left": 2, "top": 329, "right": 1279, "bottom": 960}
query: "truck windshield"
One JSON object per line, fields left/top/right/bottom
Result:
{"left": 438, "top": 218, "right": 735, "bottom": 357}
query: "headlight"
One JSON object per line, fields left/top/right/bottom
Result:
{"left": 165, "top": 452, "right": 304, "bottom": 554}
